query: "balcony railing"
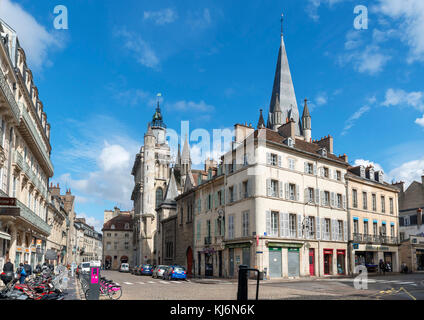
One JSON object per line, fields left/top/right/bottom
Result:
{"left": 352, "top": 234, "right": 398, "bottom": 245}
{"left": 353, "top": 233, "right": 362, "bottom": 242}
{"left": 16, "top": 199, "right": 51, "bottom": 235}
{"left": 0, "top": 66, "right": 21, "bottom": 122}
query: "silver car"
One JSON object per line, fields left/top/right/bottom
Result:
{"left": 152, "top": 265, "right": 168, "bottom": 278}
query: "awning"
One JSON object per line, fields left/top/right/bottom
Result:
{"left": 353, "top": 217, "right": 359, "bottom": 221}
{"left": 0, "top": 231, "right": 11, "bottom": 241}
{"left": 225, "top": 242, "right": 251, "bottom": 249}
{"left": 363, "top": 218, "right": 369, "bottom": 222}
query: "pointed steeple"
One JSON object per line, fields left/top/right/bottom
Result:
{"left": 268, "top": 15, "right": 301, "bottom": 135}
{"left": 162, "top": 168, "right": 179, "bottom": 204}
{"left": 302, "top": 98, "right": 312, "bottom": 142}
{"left": 176, "top": 143, "right": 181, "bottom": 167}
{"left": 257, "top": 109, "right": 265, "bottom": 129}
{"left": 181, "top": 135, "right": 191, "bottom": 164}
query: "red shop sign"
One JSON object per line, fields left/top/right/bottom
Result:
{"left": 323, "top": 249, "right": 333, "bottom": 255}
{"left": 337, "top": 250, "right": 345, "bottom": 255}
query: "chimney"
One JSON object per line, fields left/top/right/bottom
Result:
{"left": 234, "top": 123, "right": 254, "bottom": 144}
{"left": 316, "top": 135, "right": 334, "bottom": 154}
{"left": 339, "top": 154, "right": 348, "bottom": 163}
{"left": 418, "top": 208, "right": 423, "bottom": 226}
{"left": 278, "top": 119, "right": 296, "bottom": 140}
{"left": 49, "top": 183, "right": 61, "bottom": 196}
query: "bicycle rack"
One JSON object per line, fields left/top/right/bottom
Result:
{"left": 237, "top": 265, "right": 260, "bottom": 301}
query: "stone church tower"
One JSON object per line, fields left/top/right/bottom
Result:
{"left": 131, "top": 101, "right": 171, "bottom": 265}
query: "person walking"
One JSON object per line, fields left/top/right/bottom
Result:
{"left": 23, "top": 261, "right": 32, "bottom": 278}
{"left": 17, "top": 263, "right": 27, "bottom": 284}
{"left": 2, "top": 258, "right": 14, "bottom": 286}
{"left": 379, "top": 259, "right": 386, "bottom": 276}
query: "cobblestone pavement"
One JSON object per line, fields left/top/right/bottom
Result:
{"left": 97, "top": 271, "right": 424, "bottom": 300}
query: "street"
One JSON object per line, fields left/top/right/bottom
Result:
{"left": 97, "top": 271, "right": 424, "bottom": 300}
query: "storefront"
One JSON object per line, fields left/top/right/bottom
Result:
{"left": 287, "top": 248, "right": 300, "bottom": 277}
{"left": 225, "top": 242, "right": 251, "bottom": 278}
{"left": 323, "top": 249, "right": 333, "bottom": 275}
{"left": 267, "top": 242, "right": 303, "bottom": 279}
{"left": 417, "top": 249, "right": 424, "bottom": 271}
{"left": 353, "top": 243, "right": 399, "bottom": 273}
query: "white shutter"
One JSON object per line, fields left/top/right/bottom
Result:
{"left": 329, "top": 168, "right": 332, "bottom": 180}
{"left": 305, "top": 188, "right": 308, "bottom": 203}
{"left": 341, "top": 172, "right": 345, "bottom": 183}
{"left": 279, "top": 212, "right": 284, "bottom": 238}
{"left": 279, "top": 181, "right": 284, "bottom": 198}
{"left": 285, "top": 183, "right": 289, "bottom": 200}
{"left": 239, "top": 183, "right": 242, "bottom": 200}
{"left": 331, "top": 219, "right": 336, "bottom": 241}
{"left": 316, "top": 217, "right": 320, "bottom": 240}
{"left": 296, "top": 185, "right": 300, "bottom": 202}
{"left": 321, "top": 191, "right": 325, "bottom": 206}
{"left": 283, "top": 213, "right": 289, "bottom": 238}
{"left": 278, "top": 155, "right": 282, "bottom": 167}
{"left": 247, "top": 178, "right": 253, "bottom": 197}
{"left": 304, "top": 162, "right": 308, "bottom": 173}
{"left": 343, "top": 221, "right": 347, "bottom": 242}
{"left": 343, "top": 195, "right": 346, "bottom": 209}
{"left": 297, "top": 214, "right": 302, "bottom": 239}
{"left": 331, "top": 192, "right": 335, "bottom": 207}
{"left": 266, "top": 211, "right": 271, "bottom": 236}
{"left": 266, "top": 179, "right": 271, "bottom": 197}
{"left": 313, "top": 164, "right": 317, "bottom": 175}
{"left": 266, "top": 153, "right": 271, "bottom": 165}
{"left": 315, "top": 188, "right": 320, "bottom": 204}
{"left": 322, "top": 219, "right": 326, "bottom": 240}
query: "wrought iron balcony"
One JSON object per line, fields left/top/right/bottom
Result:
{"left": 353, "top": 233, "right": 363, "bottom": 242}
{"left": 16, "top": 199, "right": 51, "bottom": 235}
{"left": 363, "top": 234, "right": 373, "bottom": 243}
{"left": 372, "top": 235, "right": 382, "bottom": 244}
{"left": 0, "top": 66, "right": 21, "bottom": 122}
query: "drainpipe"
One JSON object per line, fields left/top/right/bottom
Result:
{"left": 346, "top": 178, "right": 352, "bottom": 276}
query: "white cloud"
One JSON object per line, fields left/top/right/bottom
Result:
{"left": 188, "top": 8, "right": 212, "bottom": 29}
{"left": 115, "top": 28, "right": 159, "bottom": 69}
{"left": 353, "top": 159, "right": 385, "bottom": 173}
{"left": 77, "top": 213, "right": 104, "bottom": 233}
{"left": 0, "top": 0, "right": 63, "bottom": 70}
{"left": 340, "top": 43, "right": 391, "bottom": 75}
{"left": 375, "top": 0, "right": 424, "bottom": 63}
{"left": 341, "top": 105, "right": 371, "bottom": 135}
{"left": 415, "top": 114, "right": 424, "bottom": 127}
{"left": 56, "top": 115, "right": 139, "bottom": 209}
{"left": 382, "top": 88, "right": 424, "bottom": 111}
{"left": 388, "top": 156, "right": 424, "bottom": 188}
{"left": 169, "top": 100, "right": 215, "bottom": 113}
{"left": 306, "top": 0, "right": 347, "bottom": 21}
{"left": 143, "top": 8, "right": 178, "bottom": 25}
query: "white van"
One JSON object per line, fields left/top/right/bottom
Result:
{"left": 119, "top": 263, "right": 130, "bottom": 273}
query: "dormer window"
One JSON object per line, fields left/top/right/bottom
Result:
{"left": 284, "top": 138, "right": 294, "bottom": 148}
{"left": 360, "top": 166, "right": 366, "bottom": 178}
{"left": 111, "top": 224, "right": 115, "bottom": 230}
{"left": 369, "top": 168, "right": 375, "bottom": 181}
{"left": 318, "top": 148, "right": 327, "bottom": 157}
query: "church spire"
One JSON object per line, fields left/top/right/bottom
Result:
{"left": 267, "top": 14, "right": 301, "bottom": 135}
{"left": 302, "top": 98, "right": 312, "bottom": 142}
{"left": 257, "top": 109, "right": 265, "bottom": 129}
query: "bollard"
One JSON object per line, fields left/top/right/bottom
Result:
{"left": 237, "top": 265, "right": 248, "bottom": 301}
{"left": 86, "top": 266, "right": 100, "bottom": 300}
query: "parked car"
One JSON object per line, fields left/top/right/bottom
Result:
{"left": 152, "top": 265, "right": 168, "bottom": 278}
{"left": 119, "top": 263, "right": 130, "bottom": 273}
{"left": 163, "top": 265, "right": 187, "bottom": 281}
{"left": 130, "top": 265, "right": 139, "bottom": 275}
{"left": 138, "top": 264, "right": 153, "bottom": 276}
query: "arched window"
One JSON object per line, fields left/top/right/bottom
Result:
{"left": 156, "top": 188, "right": 164, "bottom": 208}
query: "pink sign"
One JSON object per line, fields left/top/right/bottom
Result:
{"left": 91, "top": 268, "right": 99, "bottom": 284}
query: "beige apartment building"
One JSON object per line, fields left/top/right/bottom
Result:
{"left": 0, "top": 19, "right": 54, "bottom": 270}
{"left": 46, "top": 189, "right": 69, "bottom": 266}
{"left": 102, "top": 209, "right": 133, "bottom": 269}
{"left": 74, "top": 218, "right": 102, "bottom": 264}
{"left": 346, "top": 166, "right": 400, "bottom": 273}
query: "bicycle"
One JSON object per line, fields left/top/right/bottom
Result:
{"left": 83, "top": 277, "right": 122, "bottom": 300}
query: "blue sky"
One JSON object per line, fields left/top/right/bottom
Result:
{"left": 1, "top": 0, "right": 423, "bottom": 231}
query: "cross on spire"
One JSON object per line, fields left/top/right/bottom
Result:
{"left": 281, "top": 13, "right": 284, "bottom": 36}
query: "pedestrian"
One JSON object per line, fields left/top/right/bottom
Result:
{"left": 379, "top": 259, "right": 386, "bottom": 276}
{"left": 23, "top": 261, "right": 32, "bottom": 278}
{"left": 1, "top": 258, "right": 14, "bottom": 286}
{"left": 17, "top": 263, "right": 27, "bottom": 284}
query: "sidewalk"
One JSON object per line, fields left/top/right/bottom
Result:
{"left": 63, "top": 275, "right": 80, "bottom": 300}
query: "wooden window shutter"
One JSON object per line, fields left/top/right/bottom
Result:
{"left": 266, "top": 211, "right": 271, "bottom": 236}
{"left": 297, "top": 214, "right": 302, "bottom": 239}
{"left": 283, "top": 213, "right": 289, "bottom": 238}
{"left": 316, "top": 217, "right": 320, "bottom": 240}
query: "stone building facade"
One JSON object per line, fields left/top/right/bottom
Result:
{"left": 131, "top": 102, "right": 171, "bottom": 265}
{"left": 102, "top": 208, "right": 133, "bottom": 269}
{"left": 399, "top": 235, "right": 424, "bottom": 272}
{"left": 394, "top": 175, "right": 424, "bottom": 240}
{"left": 46, "top": 188, "right": 69, "bottom": 266}
{"left": 74, "top": 218, "right": 102, "bottom": 264}
{"left": 0, "top": 19, "right": 53, "bottom": 270}
{"left": 346, "top": 166, "right": 400, "bottom": 273}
